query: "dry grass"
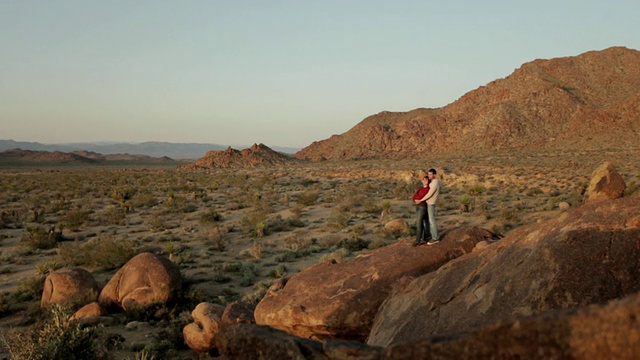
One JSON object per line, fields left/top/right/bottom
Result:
{"left": 0, "top": 148, "right": 639, "bottom": 358}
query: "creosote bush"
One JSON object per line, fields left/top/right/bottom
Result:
{"left": 58, "top": 235, "right": 138, "bottom": 270}
{"left": 1, "top": 305, "right": 107, "bottom": 360}
{"left": 21, "top": 225, "right": 63, "bottom": 250}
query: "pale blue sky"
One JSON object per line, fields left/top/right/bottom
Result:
{"left": 1, "top": 1, "right": 638, "bottom": 148}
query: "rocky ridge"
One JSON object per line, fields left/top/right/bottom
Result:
{"left": 178, "top": 143, "right": 295, "bottom": 170}
{"left": 295, "top": 46, "right": 640, "bottom": 160}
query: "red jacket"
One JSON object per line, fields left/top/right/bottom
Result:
{"left": 412, "top": 186, "right": 430, "bottom": 207}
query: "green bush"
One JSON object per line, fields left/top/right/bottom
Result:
{"left": 21, "top": 226, "right": 63, "bottom": 250}
{"left": 1, "top": 305, "right": 107, "bottom": 360}
{"left": 58, "top": 235, "right": 138, "bottom": 270}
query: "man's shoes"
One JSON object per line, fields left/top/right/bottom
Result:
{"left": 426, "top": 239, "right": 440, "bottom": 246}
{"left": 412, "top": 242, "right": 421, "bottom": 247}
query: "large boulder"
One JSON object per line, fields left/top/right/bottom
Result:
{"left": 215, "top": 292, "right": 640, "bottom": 359}
{"left": 383, "top": 291, "right": 640, "bottom": 359}
{"left": 41, "top": 268, "right": 99, "bottom": 307}
{"left": 255, "top": 227, "right": 497, "bottom": 341}
{"left": 98, "top": 252, "right": 182, "bottom": 312}
{"left": 583, "top": 161, "right": 626, "bottom": 203}
{"left": 368, "top": 195, "right": 640, "bottom": 347}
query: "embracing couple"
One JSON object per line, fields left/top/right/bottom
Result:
{"left": 412, "top": 168, "right": 442, "bottom": 246}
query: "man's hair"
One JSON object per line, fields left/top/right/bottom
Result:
{"left": 428, "top": 168, "right": 437, "bottom": 175}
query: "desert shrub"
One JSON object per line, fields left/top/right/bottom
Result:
{"left": 35, "top": 259, "right": 63, "bottom": 276}
{"left": 12, "top": 276, "right": 45, "bottom": 303}
{"left": 336, "top": 237, "right": 370, "bottom": 252}
{"left": 267, "top": 264, "right": 288, "bottom": 278}
{"left": 459, "top": 194, "right": 473, "bottom": 212}
{"left": 147, "top": 211, "right": 170, "bottom": 231}
{"left": 368, "top": 238, "right": 388, "bottom": 250}
{"left": 242, "top": 210, "right": 268, "bottom": 237}
{"left": 248, "top": 240, "right": 262, "bottom": 259}
{"left": 299, "top": 178, "right": 319, "bottom": 187}
{"left": 21, "top": 225, "right": 63, "bottom": 250}
{"left": 207, "top": 225, "right": 227, "bottom": 252}
{"left": 242, "top": 282, "right": 271, "bottom": 305}
{"left": 163, "top": 195, "right": 197, "bottom": 213}
{"left": 296, "top": 190, "right": 319, "bottom": 206}
{"left": 393, "top": 183, "right": 414, "bottom": 200}
{"left": 100, "top": 205, "right": 126, "bottom": 225}
{"left": 239, "top": 263, "right": 259, "bottom": 287}
{"left": 0, "top": 292, "right": 10, "bottom": 316}
{"left": 328, "top": 209, "right": 351, "bottom": 229}
{"left": 1, "top": 305, "right": 106, "bottom": 360}
{"left": 222, "top": 261, "right": 243, "bottom": 273}
{"left": 129, "top": 192, "right": 158, "bottom": 209}
{"left": 199, "top": 208, "right": 222, "bottom": 224}
{"left": 274, "top": 250, "right": 302, "bottom": 263}
{"left": 58, "top": 235, "right": 138, "bottom": 270}
{"left": 467, "top": 184, "right": 485, "bottom": 195}
{"left": 283, "top": 234, "right": 312, "bottom": 251}
{"left": 319, "top": 248, "right": 351, "bottom": 263}
{"left": 59, "top": 207, "right": 91, "bottom": 231}
{"left": 524, "top": 187, "right": 544, "bottom": 196}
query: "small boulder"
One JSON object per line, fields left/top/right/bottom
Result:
{"left": 98, "top": 253, "right": 182, "bottom": 312}
{"left": 384, "top": 219, "right": 409, "bottom": 236}
{"left": 70, "top": 302, "right": 106, "bottom": 320}
{"left": 583, "top": 162, "right": 626, "bottom": 203}
{"left": 220, "top": 301, "right": 256, "bottom": 329}
{"left": 41, "top": 268, "right": 99, "bottom": 308}
{"left": 183, "top": 302, "right": 225, "bottom": 354}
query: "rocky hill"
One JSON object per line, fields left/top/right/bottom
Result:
{"left": 295, "top": 46, "right": 640, "bottom": 160}
{"left": 178, "top": 143, "right": 295, "bottom": 170}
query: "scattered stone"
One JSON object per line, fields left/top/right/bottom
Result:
{"left": 558, "top": 201, "right": 571, "bottom": 211}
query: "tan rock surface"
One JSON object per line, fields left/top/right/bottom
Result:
{"left": 98, "top": 252, "right": 182, "bottom": 312}
{"left": 40, "top": 268, "right": 99, "bottom": 307}
{"left": 583, "top": 161, "right": 626, "bottom": 203}
{"left": 255, "top": 226, "right": 497, "bottom": 341}
{"left": 368, "top": 195, "right": 640, "bottom": 347}
{"left": 183, "top": 302, "right": 225, "bottom": 354}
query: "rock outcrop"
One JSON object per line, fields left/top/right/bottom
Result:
{"left": 216, "top": 290, "right": 640, "bottom": 359}
{"left": 98, "top": 252, "right": 182, "bottom": 312}
{"left": 295, "top": 47, "right": 640, "bottom": 160}
{"left": 40, "top": 268, "right": 99, "bottom": 307}
{"left": 583, "top": 161, "right": 626, "bottom": 203}
{"left": 255, "top": 227, "right": 497, "bottom": 341}
{"left": 178, "top": 143, "right": 295, "bottom": 170}
{"left": 382, "top": 291, "right": 640, "bottom": 359}
{"left": 368, "top": 195, "right": 640, "bottom": 346}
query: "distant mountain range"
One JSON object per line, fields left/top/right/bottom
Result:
{"left": 0, "top": 140, "right": 300, "bottom": 160}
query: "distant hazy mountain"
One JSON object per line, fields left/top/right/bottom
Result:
{"left": 0, "top": 140, "right": 300, "bottom": 159}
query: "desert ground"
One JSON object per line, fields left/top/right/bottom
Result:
{"left": 0, "top": 149, "right": 638, "bottom": 359}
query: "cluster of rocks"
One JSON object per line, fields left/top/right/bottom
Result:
{"left": 42, "top": 252, "right": 182, "bottom": 326}
{"left": 45, "top": 162, "right": 637, "bottom": 359}
{"left": 180, "top": 162, "right": 640, "bottom": 358}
